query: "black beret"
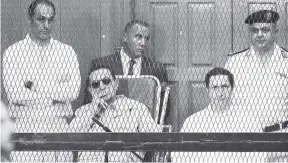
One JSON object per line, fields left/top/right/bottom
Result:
{"left": 245, "top": 10, "right": 279, "bottom": 24}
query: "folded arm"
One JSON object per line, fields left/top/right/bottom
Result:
{"left": 37, "top": 49, "right": 81, "bottom": 102}
{"left": 3, "top": 52, "right": 51, "bottom": 106}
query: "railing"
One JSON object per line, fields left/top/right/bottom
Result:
{"left": 13, "top": 133, "right": 288, "bottom": 152}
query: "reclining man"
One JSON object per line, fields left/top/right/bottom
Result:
{"left": 83, "top": 20, "right": 170, "bottom": 125}
{"left": 70, "top": 65, "right": 162, "bottom": 162}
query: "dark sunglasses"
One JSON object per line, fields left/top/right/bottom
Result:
{"left": 90, "top": 78, "right": 112, "bottom": 89}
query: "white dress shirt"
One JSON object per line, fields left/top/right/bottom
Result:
{"left": 3, "top": 34, "right": 81, "bottom": 104}
{"left": 171, "top": 104, "right": 268, "bottom": 162}
{"left": 3, "top": 34, "right": 81, "bottom": 132}
{"left": 120, "top": 48, "right": 142, "bottom": 75}
{"left": 5, "top": 34, "right": 80, "bottom": 162}
{"left": 70, "top": 95, "right": 161, "bottom": 162}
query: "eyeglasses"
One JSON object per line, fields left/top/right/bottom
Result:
{"left": 90, "top": 78, "right": 112, "bottom": 89}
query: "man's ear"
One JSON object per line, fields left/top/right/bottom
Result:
{"left": 122, "top": 32, "right": 128, "bottom": 43}
{"left": 206, "top": 88, "right": 210, "bottom": 93}
{"left": 275, "top": 28, "right": 279, "bottom": 34}
{"left": 273, "top": 24, "right": 278, "bottom": 33}
{"left": 88, "top": 87, "right": 93, "bottom": 95}
{"left": 28, "top": 15, "right": 33, "bottom": 24}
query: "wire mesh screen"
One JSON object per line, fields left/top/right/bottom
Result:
{"left": 9, "top": 150, "right": 288, "bottom": 162}
{"left": 1, "top": 0, "right": 288, "bottom": 162}
{"left": 10, "top": 151, "right": 73, "bottom": 162}
{"left": 171, "top": 152, "right": 288, "bottom": 162}
{"left": 10, "top": 151, "right": 160, "bottom": 162}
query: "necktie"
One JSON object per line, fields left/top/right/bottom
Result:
{"left": 128, "top": 59, "right": 136, "bottom": 75}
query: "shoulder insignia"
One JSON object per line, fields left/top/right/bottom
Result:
{"left": 116, "top": 95, "right": 125, "bottom": 99}
{"left": 281, "top": 47, "right": 288, "bottom": 58}
{"left": 228, "top": 48, "right": 250, "bottom": 57}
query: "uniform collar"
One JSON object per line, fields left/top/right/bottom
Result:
{"left": 249, "top": 43, "right": 280, "bottom": 58}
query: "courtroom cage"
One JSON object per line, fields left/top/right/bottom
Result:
{"left": 1, "top": 0, "right": 288, "bottom": 162}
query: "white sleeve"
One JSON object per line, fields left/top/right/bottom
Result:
{"left": 69, "top": 106, "right": 94, "bottom": 132}
{"left": 3, "top": 48, "right": 44, "bottom": 103}
{"left": 42, "top": 47, "right": 81, "bottom": 102}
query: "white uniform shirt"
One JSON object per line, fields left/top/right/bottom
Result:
{"left": 225, "top": 44, "right": 288, "bottom": 130}
{"left": 120, "top": 48, "right": 142, "bottom": 75}
{"left": 171, "top": 105, "right": 267, "bottom": 162}
{"left": 3, "top": 34, "right": 81, "bottom": 132}
{"left": 70, "top": 95, "right": 161, "bottom": 162}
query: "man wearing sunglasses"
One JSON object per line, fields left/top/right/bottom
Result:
{"left": 83, "top": 20, "right": 171, "bottom": 125}
{"left": 70, "top": 66, "right": 161, "bottom": 162}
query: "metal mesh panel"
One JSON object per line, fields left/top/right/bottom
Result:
{"left": 172, "top": 152, "right": 270, "bottom": 162}
{"left": 10, "top": 151, "right": 73, "bottom": 162}
{"left": 9, "top": 151, "right": 288, "bottom": 162}
{"left": 1, "top": 0, "right": 288, "bottom": 162}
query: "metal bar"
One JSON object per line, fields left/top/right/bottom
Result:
{"left": 12, "top": 133, "right": 288, "bottom": 152}
{"left": 12, "top": 133, "right": 288, "bottom": 142}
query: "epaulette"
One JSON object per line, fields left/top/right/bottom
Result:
{"left": 280, "top": 47, "right": 288, "bottom": 58}
{"left": 228, "top": 48, "right": 250, "bottom": 57}
{"left": 116, "top": 94, "right": 125, "bottom": 99}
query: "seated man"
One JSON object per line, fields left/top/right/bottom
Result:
{"left": 70, "top": 65, "right": 161, "bottom": 162}
{"left": 171, "top": 67, "right": 267, "bottom": 162}
{"left": 180, "top": 67, "right": 235, "bottom": 133}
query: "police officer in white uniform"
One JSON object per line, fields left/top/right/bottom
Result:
{"left": 225, "top": 10, "right": 288, "bottom": 162}
{"left": 225, "top": 10, "right": 288, "bottom": 132}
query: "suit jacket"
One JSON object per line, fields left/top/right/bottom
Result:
{"left": 83, "top": 50, "right": 168, "bottom": 105}
{"left": 89, "top": 51, "right": 168, "bottom": 83}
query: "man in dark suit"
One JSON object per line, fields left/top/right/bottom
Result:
{"left": 84, "top": 20, "right": 168, "bottom": 105}
{"left": 90, "top": 20, "right": 167, "bottom": 83}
